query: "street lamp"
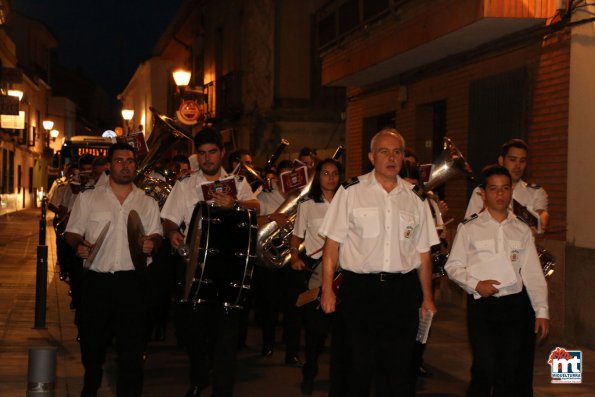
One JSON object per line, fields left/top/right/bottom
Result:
{"left": 121, "top": 109, "right": 134, "bottom": 133}
{"left": 42, "top": 120, "right": 54, "bottom": 131}
{"left": 8, "top": 89, "right": 23, "bottom": 101}
{"left": 42, "top": 120, "right": 54, "bottom": 147}
{"left": 50, "top": 129, "right": 59, "bottom": 142}
{"left": 172, "top": 69, "right": 192, "bottom": 87}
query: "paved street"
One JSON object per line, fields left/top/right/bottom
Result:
{"left": 1, "top": 208, "right": 594, "bottom": 396}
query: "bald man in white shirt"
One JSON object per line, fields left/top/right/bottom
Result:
{"left": 319, "top": 129, "right": 439, "bottom": 397}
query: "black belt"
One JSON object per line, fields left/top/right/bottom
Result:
{"left": 343, "top": 269, "right": 416, "bottom": 282}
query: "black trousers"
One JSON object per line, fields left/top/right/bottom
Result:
{"left": 185, "top": 303, "right": 240, "bottom": 397}
{"left": 253, "top": 266, "right": 301, "bottom": 357}
{"left": 329, "top": 305, "right": 347, "bottom": 397}
{"left": 340, "top": 270, "right": 421, "bottom": 397}
{"left": 515, "top": 290, "right": 537, "bottom": 397}
{"left": 144, "top": 239, "right": 176, "bottom": 343}
{"left": 79, "top": 270, "right": 146, "bottom": 397}
{"left": 466, "top": 289, "right": 532, "bottom": 397}
{"left": 302, "top": 302, "right": 331, "bottom": 379}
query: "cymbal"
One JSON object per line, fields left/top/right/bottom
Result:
{"left": 85, "top": 221, "right": 111, "bottom": 269}
{"left": 127, "top": 210, "right": 146, "bottom": 270}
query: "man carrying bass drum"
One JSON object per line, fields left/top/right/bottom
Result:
{"left": 161, "top": 128, "right": 259, "bottom": 397}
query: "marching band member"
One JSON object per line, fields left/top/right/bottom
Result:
{"left": 465, "top": 139, "right": 549, "bottom": 233}
{"left": 92, "top": 156, "right": 110, "bottom": 188}
{"left": 289, "top": 158, "right": 342, "bottom": 395}
{"left": 58, "top": 155, "right": 95, "bottom": 334}
{"left": 64, "top": 143, "right": 162, "bottom": 397}
{"left": 254, "top": 160, "right": 302, "bottom": 365}
{"left": 445, "top": 165, "right": 549, "bottom": 397}
{"left": 319, "top": 129, "right": 439, "bottom": 397}
{"left": 464, "top": 138, "right": 549, "bottom": 395}
{"left": 50, "top": 164, "right": 78, "bottom": 282}
{"left": 161, "top": 128, "right": 259, "bottom": 397}
{"left": 298, "top": 147, "right": 317, "bottom": 169}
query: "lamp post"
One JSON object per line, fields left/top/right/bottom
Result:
{"left": 121, "top": 109, "right": 134, "bottom": 134}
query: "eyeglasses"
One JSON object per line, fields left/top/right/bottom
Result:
{"left": 112, "top": 158, "right": 136, "bottom": 166}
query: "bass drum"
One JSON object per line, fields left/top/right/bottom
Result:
{"left": 181, "top": 201, "right": 257, "bottom": 310}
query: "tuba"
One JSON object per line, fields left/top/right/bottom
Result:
{"left": 257, "top": 145, "right": 344, "bottom": 269}
{"left": 134, "top": 107, "right": 193, "bottom": 208}
{"left": 413, "top": 137, "right": 473, "bottom": 200}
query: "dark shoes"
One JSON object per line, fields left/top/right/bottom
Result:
{"left": 285, "top": 355, "right": 303, "bottom": 367}
{"left": 300, "top": 377, "right": 314, "bottom": 395}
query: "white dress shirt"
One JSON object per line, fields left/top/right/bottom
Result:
{"left": 47, "top": 176, "right": 67, "bottom": 202}
{"left": 257, "top": 183, "right": 286, "bottom": 216}
{"left": 444, "top": 210, "right": 549, "bottom": 318}
{"left": 49, "top": 183, "right": 68, "bottom": 209}
{"left": 66, "top": 182, "right": 162, "bottom": 273}
{"left": 319, "top": 171, "right": 439, "bottom": 274}
{"left": 293, "top": 197, "right": 329, "bottom": 260}
{"left": 60, "top": 185, "right": 79, "bottom": 212}
{"left": 161, "top": 167, "right": 256, "bottom": 232}
{"left": 465, "top": 179, "right": 548, "bottom": 218}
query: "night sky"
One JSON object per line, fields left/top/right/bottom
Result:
{"left": 12, "top": 0, "right": 183, "bottom": 98}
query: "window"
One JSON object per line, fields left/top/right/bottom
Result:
{"left": 467, "top": 68, "right": 527, "bottom": 196}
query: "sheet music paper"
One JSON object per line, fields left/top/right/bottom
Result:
{"left": 467, "top": 253, "right": 517, "bottom": 293}
{"left": 416, "top": 309, "right": 434, "bottom": 344}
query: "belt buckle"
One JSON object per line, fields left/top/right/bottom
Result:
{"left": 379, "top": 273, "right": 388, "bottom": 282}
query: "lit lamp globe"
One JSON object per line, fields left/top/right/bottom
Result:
{"left": 42, "top": 120, "right": 54, "bottom": 131}
{"left": 50, "top": 129, "right": 60, "bottom": 142}
{"left": 172, "top": 70, "right": 192, "bottom": 87}
{"left": 8, "top": 89, "right": 24, "bottom": 101}
{"left": 121, "top": 109, "right": 134, "bottom": 121}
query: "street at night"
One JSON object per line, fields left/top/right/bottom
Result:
{"left": 2, "top": 0, "right": 595, "bottom": 396}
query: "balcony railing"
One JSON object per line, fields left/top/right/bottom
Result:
{"left": 316, "top": 0, "right": 409, "bottom": 52}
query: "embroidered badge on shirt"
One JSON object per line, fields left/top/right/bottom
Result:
{"left": 510, "top": 250, "right": 519, "bottom": 263}
{"left": 404, "top": 226, "right": 414, "bottom": 239}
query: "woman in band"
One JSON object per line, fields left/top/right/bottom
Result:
{"left": 288, "top": 158, "right": 343, "bottom": 395}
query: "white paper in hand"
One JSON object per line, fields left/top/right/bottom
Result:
{"left": 467, "top": 253, "right": 517, "bottom": 292}
{"left": 416, "top": 309, "right": 434, "bottom": 344}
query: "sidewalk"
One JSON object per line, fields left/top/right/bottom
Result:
{"left": 0, "top": 209, "right": 85, "bottom": 397}
{"left": 0, "top": 208, "right": 593, "bottom": 396}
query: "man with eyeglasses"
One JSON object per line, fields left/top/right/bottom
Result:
{"left": 319, "top": 128, "right": 439, "bottom": 397}
{"left": 64, "top": 142, "right": 163, "bottom": 397}
{"left": 161, "top": 128, "right": 259, "bottom": 397}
